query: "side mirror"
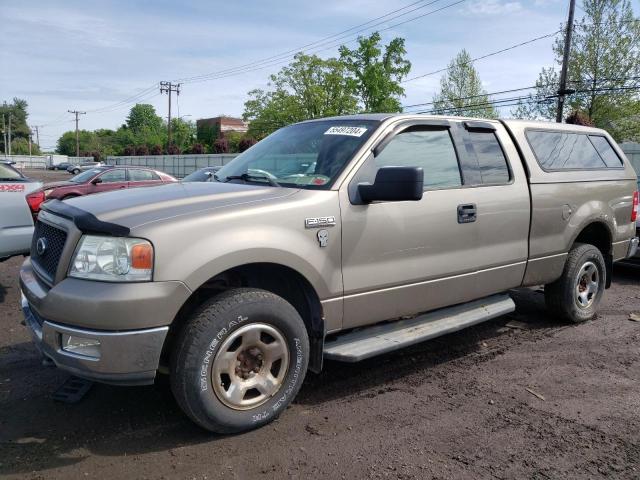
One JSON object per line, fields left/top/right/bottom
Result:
{"left": 205, "top": 171, "right": 214, "bottom": 182}
{"left": 92, "top": 177, "right": 102, "bottom": 185}
{"left": 358, "top": 166, "right": 424, "bottom": 203}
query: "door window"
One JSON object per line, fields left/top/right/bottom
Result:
{"left": 373, "top": 129, "right": 461, "bottom": 190}
{"left": 129, "top": 169, "right": 158, "bottom": 181}
{"left": 98, "top": 169, "right": 126, "bottom": 183}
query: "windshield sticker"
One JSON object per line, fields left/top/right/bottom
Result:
{"left": 324, "top": 126, "right": 368, "bottom": 137}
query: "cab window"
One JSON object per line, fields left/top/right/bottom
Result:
{"left": 467, "top": 131, "right": 510, "bottom": 184}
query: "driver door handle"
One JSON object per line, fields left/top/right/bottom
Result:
{"left": 457, "top": 204, "right": 477, "bottom": 223}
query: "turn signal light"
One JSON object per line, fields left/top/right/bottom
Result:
{"left": 632, "top": 191, "right": 639, "bottom": 222}
{"left": 25, "top": 191, "right": 45, "bottom": 215}
{"left": 131, "top": 243, "right": 153, "bottom": 270}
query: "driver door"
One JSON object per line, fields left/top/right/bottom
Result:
{"left": 89, "top": 169, "right": 128, "bottom": 194}
{"left": 339, "top": 119, "right": 528, "bottom": 328}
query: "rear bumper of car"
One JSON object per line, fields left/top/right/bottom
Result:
{"left": 21, "top": 294, "right": 169, "bottom": 386}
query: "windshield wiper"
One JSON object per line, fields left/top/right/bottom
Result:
{"left": 223, "top": 173, "right": 281, "bottom": 187}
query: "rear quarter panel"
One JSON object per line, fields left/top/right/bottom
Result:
{"left": 0, "top": 180, "right": 42, "bottom": 257}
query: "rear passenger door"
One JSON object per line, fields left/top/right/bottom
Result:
{"left": 339, "top": 120, "right": 530, "bottom": 329}
{"left": 127, "top": 168, "right": 161, "bottom": 188}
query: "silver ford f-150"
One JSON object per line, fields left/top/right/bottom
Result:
{"left": 19, "top": 114, "right": 639, "bottom": 433}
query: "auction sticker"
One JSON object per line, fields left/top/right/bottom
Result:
{"left": 324, "top": 126, "right": 367, "bottom": 137}
{"left": 0, "top": 184, "right": 25, "bottom": 192}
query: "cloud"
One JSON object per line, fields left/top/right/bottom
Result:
{"left": 464, "top": 0, "right": 523, "bottom": 15}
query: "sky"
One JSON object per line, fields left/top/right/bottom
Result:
{"left": 1, "top": 0, "right": 636, "bottom": 151}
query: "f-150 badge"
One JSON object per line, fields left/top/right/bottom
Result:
{"left": 305, "top": 216, "right": 336, "bottom": 229}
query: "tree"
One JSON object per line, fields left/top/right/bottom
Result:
{"left": 212, "top": 137, "right": 229, "bottom": 154}
{"left": 170, "top": 118, "right": 196, "bottom": 152}
{"left": 190, "top": 143, "right": 205, "bottom": 154}
{"left": 431, "top": 49, "right": 497, "bottom": 119}
{"left": 150, "top": 144, "right": 163, "bottom": 155}
{"left": 1, "top": 98, "right": 35, "bottom": 153}
{"left": 135, "top": 145, "right": 149, "bottom": 156}
{"left": 126, "top": 104, "right": 163, "bottom": 134}
{"left": 339, "top": 32, "right": 411, "bottom": 112}
{"left": 244, "top": 53, "right": 359, "bottom": 138}
{"left": 512, "top": 0, "right": 640, "bottom": 141}
{"left": 239, "top": 137, "right": 257, "bottom": 152}
{"left": 565, "top": 109, "right": 595, "bottom": 126}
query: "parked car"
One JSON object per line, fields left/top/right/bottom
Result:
{"left": 25, "top": 166, "right": 177, "bottom": 215}
{"left": 181, "top": 166, "right": 222, "bottom": 182}
{"left": 67, "top": 162, "right": 103, "bottom": 174}
{"left": 0, "top": 161, "right": 42, "bottom": 261}
{"left": 20, "top": 115, "right": 639, "bottom": 434}
{"left": 48, "top": 162, "right": 73, "bottom": 171}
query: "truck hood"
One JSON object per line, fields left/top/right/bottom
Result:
{"left": 63, "top": 182, "right": 298, "bottom": 229}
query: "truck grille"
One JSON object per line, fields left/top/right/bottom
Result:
{"left": 31, "top": 221, "right": 68, "bottom": 280}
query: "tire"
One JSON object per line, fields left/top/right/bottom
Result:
{"left": 544, "top": 243, "right": 606, "bottom": 323}
{"left": 170, "top": 288, "right": 309, "bottom": 433}
{"left": 72, "top": 169, "right": 80, "bottom": 174}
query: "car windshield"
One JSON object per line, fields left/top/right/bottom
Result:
{"left": 182, "top": 168, "right": 217, "bottom": 182}
{"left": 216, "top": 120, "right": 378, "bottom": 188}
{"left": 71, "top": 168, "right": 104, "bottom": 183}
{"left": 0, "top": 163, "right": 25, "bottom": 181}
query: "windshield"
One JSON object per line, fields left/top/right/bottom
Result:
{"left": 0, "top": 163, "right": 25, "bottom": 181}
{"left": 71, "top": 168, "right": 104, "bottom": 183}
{"left": 216, "top": 120, "right": 378, "bottom": 188}
{"left": 182, "top": 168, "right": 217, "bottom": 182}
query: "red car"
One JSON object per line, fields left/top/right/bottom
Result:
{"left": 26, "top": 166, "right": 176, "bottom": 215}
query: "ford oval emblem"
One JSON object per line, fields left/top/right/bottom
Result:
{"left": 36, "top": 237, "right": 48, "bottom": 256}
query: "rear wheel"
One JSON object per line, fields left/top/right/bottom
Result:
{"left": 72, "top": 168, "right": 80, "bottom": 174}
{"left": 170, "top": 288, "right": 309, "bottom": 433}
{"left": 544, "top": 243, "right": 606, "bottom": 323}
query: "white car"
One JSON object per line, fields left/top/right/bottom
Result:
{"left": 0, "top": 161, "right": 42, "bottom": 261}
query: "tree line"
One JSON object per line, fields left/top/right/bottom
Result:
{"left": 9, "top": 0, "right": 636, "bottom": 158}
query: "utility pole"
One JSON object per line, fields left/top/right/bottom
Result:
{"left": 2, "top": 115, "right": 6, "bottom": 157}
{"left": 68, "top": 110, "right": 86, "bottom": 157}
{"left": 7, "top": 113, "right": 12, "bottom": 156}
{"left": 32, "top": 125, "right": 40, "bottom": 148}
{"left": 160, "top": 81, "right": 181, "bottom": 146}
{"left": 556, "top": 0, "right": 577, "bottom": 123}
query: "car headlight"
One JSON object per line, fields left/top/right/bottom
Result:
{"left": 69, "top": 235, "right": 153, "bottom": 282}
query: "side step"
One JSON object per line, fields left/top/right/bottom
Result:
{"left": 324, "top": 294, "right": 515, "bottom": 362}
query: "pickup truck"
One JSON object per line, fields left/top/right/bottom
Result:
{"left": 19, "top": 114, "right": 639, "bottom": 433}
{"left": 0, "top": 161, "right": 42, "bottom": 261}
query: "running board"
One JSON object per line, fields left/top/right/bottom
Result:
{"left": 324, "top": 294, "right": 515, "bottom": 362}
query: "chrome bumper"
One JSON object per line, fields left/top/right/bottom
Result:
{"left": 21, "top": 294, "right": 168, "bottom": 386}
{"left": 628, "top": 237, "right": 639, "bottom": 259}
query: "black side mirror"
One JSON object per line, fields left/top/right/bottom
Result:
{"left": 358, "top": 166, "right": 424, "bottom": 203}
{"left": 92, "top": 177, "right": 103, "bottom": 185}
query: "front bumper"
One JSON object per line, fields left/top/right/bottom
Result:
{"left": 22, "top": 294, "right": 168, "bottom": 385}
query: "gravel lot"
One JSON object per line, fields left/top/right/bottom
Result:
{"left": 1, "top": 170, "right": 639, "bottom": 479}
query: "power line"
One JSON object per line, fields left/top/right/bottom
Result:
{"left": 402, "top": 29, "right": 563, "bottom": 83}
{"left": 178, "top": 0, "right": 467, "bottom": 85}
{"left": 175, "top": 0, "right": 454, "bottom": 84}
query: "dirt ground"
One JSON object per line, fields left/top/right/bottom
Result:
{"left": 1, "top": 170, "right": 639, "bottom": 479}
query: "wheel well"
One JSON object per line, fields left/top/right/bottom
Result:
{"left": 163, "top": 263, "right": 325, "bottom": 372}
{"left": 573, "top": 222, "right": 613, "bottom": 287}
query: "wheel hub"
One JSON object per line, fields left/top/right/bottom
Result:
{"left": 211, "top": 323, "right": 290, "bottom": 410}
{"left": 575, "top": 261, "right": 599, "bottom": 309}
{"left": 235, "top": 347, "right": 264, "bottom": 379}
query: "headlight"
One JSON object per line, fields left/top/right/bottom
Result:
{"left": 69, "top": 235, "right": 153, "bottom": 282}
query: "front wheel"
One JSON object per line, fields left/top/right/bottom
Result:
{"left": 544, "top": 243, "right": 606, "bottom": 323}
{"left": 170, "top": 288, "right": 309, "bottom": 433}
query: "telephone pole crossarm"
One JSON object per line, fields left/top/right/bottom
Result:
{"left": 160, "top": 81, "right": 181, "bottom": 147}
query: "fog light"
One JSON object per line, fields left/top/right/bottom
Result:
{"left": 61, "top": 334, "right": 101, "bottom": 358}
